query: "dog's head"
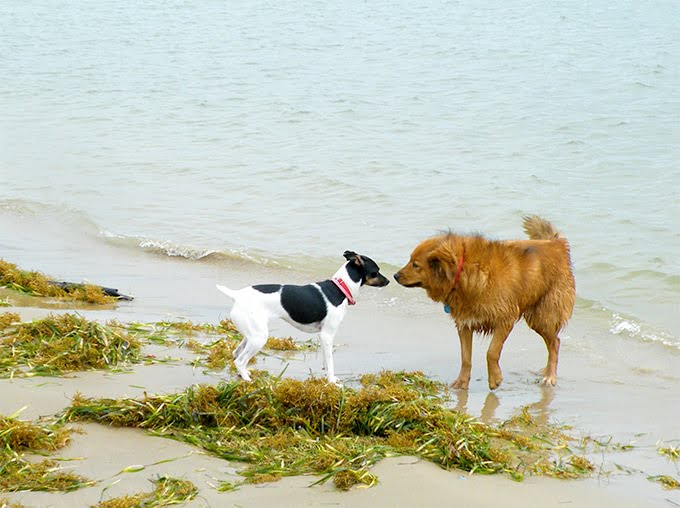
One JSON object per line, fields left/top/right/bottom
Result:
{"left": 394, "top": 236, "right": 461, "bottom": 300}
{"left": 343, "top": 250, "right": 390, "bottom": 287}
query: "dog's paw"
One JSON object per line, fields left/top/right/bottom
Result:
{"left": 540, "top": 375, "right": 556, "bottom": 386}
{"left": 237, "top": 370, "right": 252, "bottom": 382}
{"left": 488, "top": 374, "right": 503, "bottom": 390}
{"left": 327, "top": 376, "right": 342, "bottom": 386}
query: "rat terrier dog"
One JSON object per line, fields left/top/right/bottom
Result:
{"left": 216, "top": 251, "right": 389, "bottom": 384}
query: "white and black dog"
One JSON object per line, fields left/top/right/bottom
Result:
{"left": 216, "top": 251, "right": 389, "bottom": 384}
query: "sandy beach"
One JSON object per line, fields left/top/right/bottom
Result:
{"left": 1, "top": 255, "right": 678, "bottom": 507}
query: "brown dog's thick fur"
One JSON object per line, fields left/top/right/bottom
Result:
{"left": 394, "top": 216, "right": 575, "bottom": 390}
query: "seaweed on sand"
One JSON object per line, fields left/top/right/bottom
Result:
{"left": 0, "top": 413, "right": 93, "bottom": 493}
{"left": 648, "top": 474, "right": 680, "bottom": 489}
{"left": 0, "top": 313, "right": 20, "bottom": 331}
{"left": 658, "top": 443, "right": 679, "bottom": 461}
{"left": 0, "top": 313, "right": 140, "bottom": 377}
{"left": 61, "top": 371, "right": 594, "bottom": 490}
{"left": 0, "top": 259, "right": 117, "bottom": 305}
{"left": 94, "top": 476, "right": 198, "bottom": 507}
{"left": 0, "top": 498, "right": 23, "bottom": 508}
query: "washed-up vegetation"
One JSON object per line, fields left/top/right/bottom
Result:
{"left": 61, "top": 371, "right": 594, "bottom": 490}
{"left": 0, "top": 498, "right": 23, "bottom": 508}
{"left": 0, "top": 313, "right": 313, "bottom": 378}
{"left": 121, "top": 319, "right": 313, "bottom": 373}
{"left": 0, "top": 313, "right": 20, "bottom": 331}
{"left": 191, "top": 334, "right": 309, "bottom": 371}
{"left": 120, "top": 319, "right": 239, "bottom": 345}
{"left": 0, "top": 412, "right": 92, "bottom": 493}
{"left": 648, "top": 474, "right": 680, "bottom": 490}
{"left": 0, "top": 313, "right": 140, "bottom": 377}
{"left": 658, "top": 443, "right": 679, "bottom": 461}
{"left": 0, "top": 259, "right": 117, "bottom": 305}
{"left": 95, "top": 476, "right": 198, "bottom": 507}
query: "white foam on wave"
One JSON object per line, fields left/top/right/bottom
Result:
{"left": 609, "top": 313, "right": 679, "bottom": 350}
{"left": 138, "top": 239, "right": 218, "bottom": 261}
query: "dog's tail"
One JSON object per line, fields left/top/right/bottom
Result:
{"left": 216, "top": 284, "right": 237, "bottom": 300}
{"left": 522, "top": 215, "right": 564, "bottom": 240}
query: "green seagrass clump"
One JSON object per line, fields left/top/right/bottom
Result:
{"left": 0, "top": 313, "right": 140, "bottom": 377}
{"left": 0, "top": 413, "right": 93, "bottom": 493}
{"left": 94, "top": 476, "right": 198, "bottom": 507}
{"left": 61, "top": 371, "right": 593, "bottom": 490}
{"left": 0, "top": 259, "right": 117, "bottom": 305}
{"left": 0, "top": 497, "right": 24, "bottom": 507}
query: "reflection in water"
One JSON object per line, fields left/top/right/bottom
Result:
{"left": 453, "top": 388, "right": 468, "bottom": 413}
{"left": 452, "top": 385, "right": 555, "bottom": 424}
{"left": 480, "top": 392, "right": 500, "bottom": 422}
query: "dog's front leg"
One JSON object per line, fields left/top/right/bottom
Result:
{"left": 319, "top": 331, "right": 340, "bottom": 385}
{"left": 486, "top": 323, "right": 514, "bottom": 390}
{"left": 451, "top": 326, "right": 473, "bottom": 390}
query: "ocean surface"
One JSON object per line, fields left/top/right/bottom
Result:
{"left": 1, "top": 0, "right": 679, "bottom": 349}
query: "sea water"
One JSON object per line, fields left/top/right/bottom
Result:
{"left": 1, "top": 0, "right": 679, "bottom": 347}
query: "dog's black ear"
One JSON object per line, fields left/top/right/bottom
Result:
{"left": 427, "top": 251, "right": 453, "bottom": 283}
{"left": 343, "top": 250, "right": 364, "bottom": 266}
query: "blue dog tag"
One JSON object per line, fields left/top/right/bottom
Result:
{"left": 443, "top": 304, "right": 451, "bottom": 314}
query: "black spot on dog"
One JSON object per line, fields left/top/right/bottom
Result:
{"left": 281, "top": 285, "right": 328, "bottom": 324}
{"left": 318, "top": 280, "right": 346, "bottom": 306}
{"left": 253, "top": 284, "right": 282, "bottom": 294}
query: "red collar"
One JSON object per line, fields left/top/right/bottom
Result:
{"left": 332, "top": 277, "right": 356, "bottom": 305}
{"left": 452, "top": 249, "right": 464, "bottom": 289}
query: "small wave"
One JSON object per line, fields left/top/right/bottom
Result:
{"left": 138, "top": 240, "right": 220, "bottom": 261}
{"left": 0, "top": 198, "right": 101, "bottom": 234}
{"left": 609, "top": 313, "right": 679, "bottom": 350}
{"left": 99, "top": 232, "right": 297, "bottom": 270}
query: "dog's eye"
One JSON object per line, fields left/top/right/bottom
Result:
{"left": 412, "top": 261, "right": 420, "bottom": 269}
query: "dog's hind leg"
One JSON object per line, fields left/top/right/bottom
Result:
{"left": 486, "top": 323, "right": 514, "bottom": 390}
{"left": 529, "top": 324, "right": 561, "bottom": 386}
{"left": 541, "top": 334, "right": 560, "bottom": 386}
{"left": 233, "top": 332, "right": 267, "bottom": 382}
{"left": 233, "top": 337, "right": 247, "bottom": 359}
{"left": 229, "top": 306, "right": 268, "bottom": 382}
{"left": 451, "top": 326, "right": 473, "bottom": 390}
{"left": 525, "top": 301, "right": 566, "bottom": 386}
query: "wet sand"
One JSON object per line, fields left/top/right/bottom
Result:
{"left": 1, "top": 260, "right": 679, "bottom": 507}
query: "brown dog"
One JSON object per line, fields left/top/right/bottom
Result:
{"left": 394, "top": 216, "right": 575, "bottom": 390}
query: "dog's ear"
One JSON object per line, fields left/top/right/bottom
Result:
{"left": 427, "top": 246, "right": 454, "bottom": 283}
{"left": 343, "top": 250, "right": 364, "bottom": 266}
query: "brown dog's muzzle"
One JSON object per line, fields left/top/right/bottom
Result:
{"left": 394, "top": 271, "right": 422, "bottom": 288}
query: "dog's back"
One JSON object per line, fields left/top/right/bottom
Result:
{"left": 471, "top": 217, "right": 574, "bottom": 329}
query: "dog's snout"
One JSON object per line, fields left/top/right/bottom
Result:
{"left": 393, "top": 272, "right": 401, "bottom": 282}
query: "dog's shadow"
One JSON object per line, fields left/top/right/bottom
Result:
{"left": 453, "top": 385, "right": 555, "bottom": 425}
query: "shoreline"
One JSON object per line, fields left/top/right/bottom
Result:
{"left": 1, "top": 297, "right": 677, "bottom": 507}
